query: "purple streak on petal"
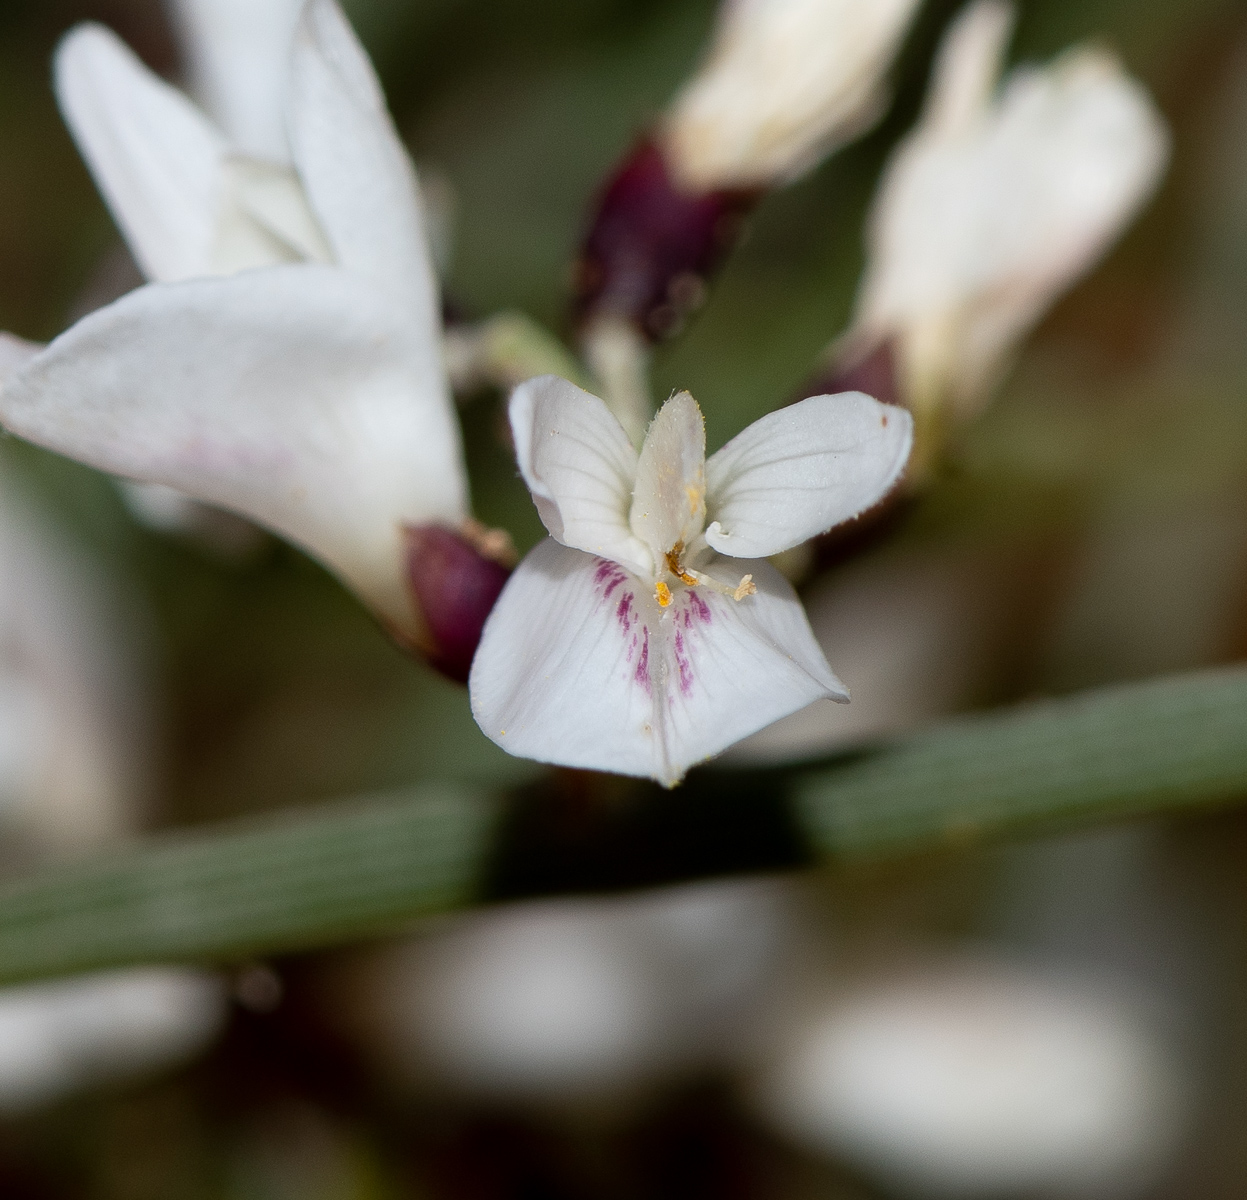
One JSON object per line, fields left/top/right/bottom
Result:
{"left": 594, "top": 558, "right": 629, "bottom": 606}
{"left": 616, "top": 592, "right": 635, "bottom": 631}
{"left": 688, "top": 591, "right": 712, "bottom": 625}
{"left": 571, "top": 136, "right": 760, "bottom": 342}
{"left": 404, "top": 524, "right": 512, "bottom": 684}
{"left": 634, "top": 626, "right": 651, "bottom": 694}
{"left": 673, "top": 627, "right": 694, "bottom": 698}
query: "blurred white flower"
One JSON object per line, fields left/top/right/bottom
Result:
{"left": 337, "top": 877, "right": 797, "bottom": 1103}
{"left": 0, "top": 967, "right": 226, "bottom": 1113}
{"left": 469, "top": 376, "right": 911, "bottom": 784}
{"left": 165, "top": 0, "right": 305, "bottom": 163}
{"left": 0, "top": 467, "right": 151, "bottom": 860}
{"left": 838, "top": 0, "right": 1169, "bottom": 427}
{"left": 0, "top": 0, "right": 490, "bottom": 660}
{"left": 663, "top": 0, "right": 924, "bottom": 191}
{"left": 750, "top": 952, "right": 1189, "bottom": 1198}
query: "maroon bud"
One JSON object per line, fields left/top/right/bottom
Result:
{"left": 571, "top": 137, "right": 759, "bottom": 342}
{"left": 798, "top": 338, "right": 899, "bottom": 408}
{"left": 404, "top": 522, "right": 514, "bottom": 684}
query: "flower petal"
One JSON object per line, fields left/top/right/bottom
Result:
{"left": 288, "top": 0, "right": 441, "bottom": 329}
{"left": 0, "top": 265, "right": 467, "bottom": 638}
{"left": 55, "top": 23, "right": 226, "bottom": 283}
{"left": 703, "top": 392, "right": 912, "bottom": 558}
{"left": 470, "top": 539, "right": 845, "bottom": 786}
{"left": 630, "top": 390, "right": 707, "bottom": 567}
{"left": 0, "top": 335, "right": 40, "bottom": 384}
{"left": 168, "top": 0, "right": 305, "bottom": 161}
{"left": 509, "top": 376, "right": 650, "bottom": 577}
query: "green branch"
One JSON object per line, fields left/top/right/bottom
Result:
{"left": 0, "top": 787, "right": 497, "bottom": 985}
{"left": 795, "top": 665, "right": 1247, "bottom": 859}
{"left": 1, "top": 668, "right": 1247, "bottom": 985}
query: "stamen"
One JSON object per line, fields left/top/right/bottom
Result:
{"left": 655, "top": 581, "right": 673, "bottom": 607}
{"left": 685, "top": 567, "right": 756, "bottom": 602}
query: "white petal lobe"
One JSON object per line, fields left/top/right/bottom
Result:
{"left": 288, "top": 0, "right": 440, "bottom": 328}
{"left": 704, "top": 393, "right": 912, "bottom": 558}
{"left": 510, "top": 376, "right": 649, "bottom": 577}
{"left": 167, "top": 0, "right": 305, "bottom": 161}
{"left": 470, "top": 540, "right": 845, "bottom": 786}
{"left": 55, "top": 23, "right": 225, "bottom": 283}
{"left": 0, "top": 266, "right": 467, "bottom": 636}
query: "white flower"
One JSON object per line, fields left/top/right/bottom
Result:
{"left": 469, "top": 376, "right": 912, "bottom": 785}
{"left": 750, "top": 953, "right": 1188, "bottom": 1198}
{"left": 338, "top": 878, "right": 796, "bottom": 1102}
{"left": 0, "top": 462, "right": 152, "bottom": 858}
{"left": 844, "top": 0, "right": 1169, "bottom": 423}
{"left": 0, "top": 967, "right": 226, "bottom": 1113}
{"left": 662, "top": 0, "right": 924, "bottom": 191}
{"left": 1, "top": 0, "right": 469, "bottom": 649}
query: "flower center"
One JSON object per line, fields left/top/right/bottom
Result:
{"left": 653, "top": 539, "right": 756, "bottom": 608}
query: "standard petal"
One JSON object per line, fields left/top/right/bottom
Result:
{"left": 703, "top": 392, "right": 912, "bottom": 558}
{"left": 167, "top": 0, "right": 305, "bottom": 161}
{"left": 288, "top": 0, "right": 441, "bottom": 329}
{"left": 509, "top": 376, "right": 649, "bottom": 577}
{"left": 630, "top": 391, "right": 707, "bottom": 567}
{"left": 470, "top": 540, "right": 845, "bottom": 786}
{"left": 55, "top": 24, "right": 225, "bottom": 283}
{"left": 0, "top": 266, "right": 467, "bottom": 638}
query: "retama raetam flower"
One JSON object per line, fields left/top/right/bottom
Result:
{"left": 469, "top": 377, "right": 913, "bottom": 786}
{"left": 0, "top": 0, "right": 508, "bottom": 681}
{"left": 824, "top": 0, "right": 1169, "bottom": 436}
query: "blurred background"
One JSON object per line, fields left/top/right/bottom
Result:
{"left": 1, "top": 0, "right": 1247, "bottom": 1195}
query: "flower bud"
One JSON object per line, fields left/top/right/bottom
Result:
{"left": 403, "top": 521, "right": 514, "bottom": 684}
{"left": 663, "top": 0, "right": 924, "bottom": 192}
{"left": 571, "top": 138, "right": 758, "bottom": 343}
{"left": 572, "top": 0, "right": 921, "bottom": 343}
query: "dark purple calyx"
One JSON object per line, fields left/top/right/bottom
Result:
{"left": 404, "top": 523, "right": 513, "bottom": 684}
{"left": 571, "top": 136, "right": 760, "bottom": 342}
{"left": 798, "top": 338, "right": 900, "bottom": 408}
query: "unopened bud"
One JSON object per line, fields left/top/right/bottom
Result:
{"left": 571, "top": 138, "right": 758, "bottom": 343}
{"left": 403, "top": 521, "right": 514, "bottom": 684}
